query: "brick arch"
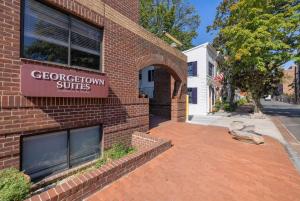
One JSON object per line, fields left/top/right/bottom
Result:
{"left": 0, "top": 0, "right": 188, "bottom": 177}
{"left": 136, "top": 54, "right": 186, "bottom": 123}
{"left": 136, "top": 54, "right": 185, "bottom": 82}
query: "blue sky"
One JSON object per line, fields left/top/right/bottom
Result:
{"left": 189, "top": 0, "right": 294, "bottom": 68}
{"left": 189, "top": 0, "right": 222, "bottom": 46}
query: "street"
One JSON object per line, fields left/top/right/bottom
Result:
{"left": 261, "top": 99, "right": 300, "bottom": 141}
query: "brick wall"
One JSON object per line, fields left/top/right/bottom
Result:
{"left": 150, "top": 68, "right": 172, "bottom": 118}
{"left": 0, "top": 0, "right": 187, "bottom": 171}
{"left": 283, "top": 66, "right": 296, "bottom": 95}
{"left": 104, "top": 0, "right": 140, "bottom": 23}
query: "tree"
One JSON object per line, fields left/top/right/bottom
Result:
{"left": 208, "top": 0, "right": 300, "bottom": 112}
{"left": 140, "top": 0, "right": 200, "bottom": 50}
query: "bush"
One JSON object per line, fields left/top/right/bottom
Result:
{"left": 237, "top": 98, "right": 248, "bottom": 106}
{"left": 95, "top": 158, "right": 107, "bottom": 168}
{"left": 223, "top": 102, "right": 236, "bottom": 112}
{"left": 223, "top": 102, "right": 231, "bottom": 111}
{"left": 214, "top": 100, "right": 223, "bottom": 111}
{"left": 0, "top": 168, "right": 31, "bottom": 201}
{"left": 105, "top": 143, "right": 135, "bottom": 160}
{"left": 213, "top": 100, "right": 238, "bottom": 112}
{"left": 95, "top": 143, "right": 136, "bottom": 168}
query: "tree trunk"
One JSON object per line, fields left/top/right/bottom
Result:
{"left": 229, "top": 85, "right": 235, "bottom": 108}
{"left": 253, "top": 97, "right": 262, "bottom": 113}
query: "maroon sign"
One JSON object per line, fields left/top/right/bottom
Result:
{"left": 21, "top": 64, "right": 109, "bottom": 98}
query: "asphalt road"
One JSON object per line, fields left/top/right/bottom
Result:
{"left": 261, "top": 99, "right": 300, "bottom": 141}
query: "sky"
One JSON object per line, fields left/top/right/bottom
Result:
{"left": 189, "top": 0, "right": 222, "bottom": 46}
{"left": 189, "top": 0, "right": 295, "bottom": 68}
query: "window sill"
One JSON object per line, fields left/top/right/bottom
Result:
{"left": 20, "top": 58, "right": 106, "bottom": 75}
{"left": 31, "top": 158, "right": 99, "bottom": 192}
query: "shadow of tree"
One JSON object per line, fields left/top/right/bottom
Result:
{"left": 23, "top": 87, "right": 132, "bottom": 149}
{"left": 262, "top": 107, "right": 300, "bottom": 118}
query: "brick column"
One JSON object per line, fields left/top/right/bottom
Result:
{"left": 171, "top": 81, "right": 186, "bottom": 122}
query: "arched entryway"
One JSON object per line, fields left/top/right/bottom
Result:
{"left": 136, "top": 54, "right": 187, "bottom": 129}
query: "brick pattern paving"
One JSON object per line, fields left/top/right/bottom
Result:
{"left": 87, "top": 123, "right": 300, "bottom": 201}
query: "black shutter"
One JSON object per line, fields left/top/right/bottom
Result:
{"left": 192, "top": 61, "right": 197, "bottom": 76}
{"left": 192, "top": 88, "right": 197, "bottom": 104}
{"left": 188, "top": 88, "right": 192, "bottom": 103}
{"left": 209, "top": 62, "right": 214, "bottom": 76}
{"left": 187, "top": 62, "right": 192, "bottom": 76}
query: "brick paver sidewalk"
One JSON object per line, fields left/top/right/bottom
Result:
{"left": 86, "top": 123, "right": 300, "bottom": 201}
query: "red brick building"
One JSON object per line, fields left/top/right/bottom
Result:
{"left": 0, "top": 0, "right": 187, "bottom": 181}
{"left": 282, "top": 65, "right": 297, "bottom": 95}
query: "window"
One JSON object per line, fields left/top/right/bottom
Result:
{"left": 22, "top": 131, "right": 68, "bottom": 181}
{"left": 22, "top": 0, "right": 103, "bottom": 70}
{"left": 139, "top": 73, "right": 142, "bottom": 80}
{"left": 70, "top": 127, "right": 101, "bottom": 167}
{"left": 188, "top": 88, "right": 197, "bottom": 104}
{"left": 188, "top": 61, "right": 197, "bottom": 76}
{"left": 148, "top": 70, "right": 154, "bottom": 82}
{"left": 22, "top": 125, "right": 102, "bottom": 181}
{"left": 208, "top": 62, "right": 214, "bottom": 77}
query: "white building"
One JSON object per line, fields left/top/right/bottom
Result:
{"left": 183, "top": 43, "right": 218, "bottom": 116}
{"left": 139, "top": 66, "right": 155, "bottom": 98}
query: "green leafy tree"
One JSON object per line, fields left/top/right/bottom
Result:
{"left": 140, "top": 0, "right": 200, "bottom": 50}
{"left": 208, "top": 0, "right": 300, "bottom": 112}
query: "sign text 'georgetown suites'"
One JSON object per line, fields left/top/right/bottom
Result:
{"left": 22, "top": 64, "right": 108, "bottom": 97}
{"left": 0, "top": 0, "right": 187, "bottom": 186}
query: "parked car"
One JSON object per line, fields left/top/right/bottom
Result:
{"left": 265, "top": 95, "right": 272, "bottom": 101}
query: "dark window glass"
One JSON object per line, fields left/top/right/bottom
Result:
{"left": 22, "top": 131, "right": 68, "bottom": 181}
{"left": 70, "top": 18, "right": 101, "bottom": 69}
{"left": 188, "top": 88, "right": 197, "bottom": 104}
{"left": 212, "top": 87, "right": 215, "bottom": 105}
{"left": 148, "top": 70, "right": 154, "bottom": 82}
{"left": 22, "top": 126, "right": 102, "bottom": 182}
{"left": 188, "top": 62, "right": 197, "bottom": 76}
{"left": 70, "top": 126, "right": 100, "bottom": 167}
{"left": 209, "top": 62, "right": 214, "bottom": 77}
{"left": 23, "top": 0, "right": 69, "bottom": 64}
{"left": 188, "top": 63, "right": 193, "bottom": 76}
{"left": 22, "top": 0, "right": 102, "bottom": 70}
{"left": 23, "top": 37, "right": 69, "bottom": 64}
{"left": 71, "top": 49, "right": 100, "bottom": 70}
{"left": 188, "top": 61, "right": 197, "bottom": 76}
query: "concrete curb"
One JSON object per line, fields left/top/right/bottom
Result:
{"left": 284, "top": 144, "right": 300, "bottom": 173}
{"left": 270, "top": 116, "right": 300, "bottom": 173}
